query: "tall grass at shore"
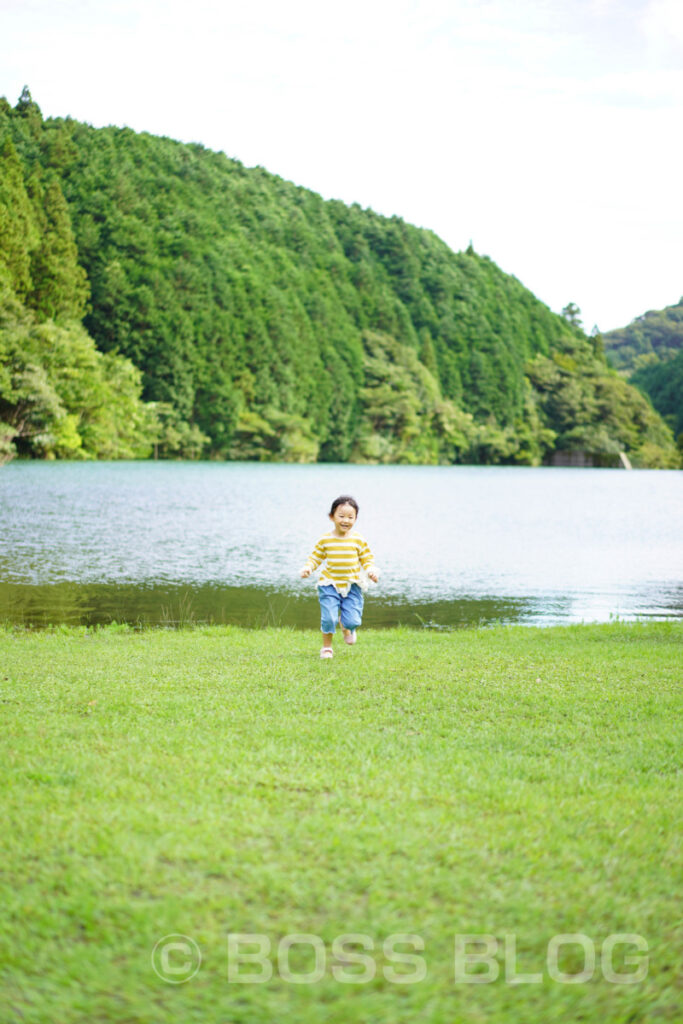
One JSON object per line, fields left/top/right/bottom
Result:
{"left": 1, "top": 622, "right": 681, "bottom": 1023}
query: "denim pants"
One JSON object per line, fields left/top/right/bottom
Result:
{"left": 318, "top": 584, "right": 364, "bottom": 634}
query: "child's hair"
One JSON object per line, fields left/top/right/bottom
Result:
{"left": 329, "top": 495, "right": 359, "bottom": 516}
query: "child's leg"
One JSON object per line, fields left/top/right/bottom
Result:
{"left": 340, "top": 584, "right": 364, "bottom": 634}
{"left": 318, "top": 586, "right": 341, "bottom": 643}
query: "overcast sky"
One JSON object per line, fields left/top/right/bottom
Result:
{"left": 2, "top": 0, "right": 682, "bottom": 332}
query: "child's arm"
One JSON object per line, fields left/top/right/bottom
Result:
{"left": 358, "top": 538, "right": 379, "bottom": 583}
{"left": 300, "top": 538, "right": 326, "bottom": 578}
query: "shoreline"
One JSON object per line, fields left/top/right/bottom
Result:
{"left": 2, "top": 614, "right": 679, "bottom": 630}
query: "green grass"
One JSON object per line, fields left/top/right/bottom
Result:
{"left": 1, "top": 622, "right": 681, "bottom": 1023}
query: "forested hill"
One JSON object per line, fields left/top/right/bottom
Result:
{"left": 0, "top": 89, "right": 679, "bottom": 466}
{"left": 603, "top": 299, "right": 683, "bottom": 439}
{"left": 603, "top": 298, "right": 683, "bottom": 372}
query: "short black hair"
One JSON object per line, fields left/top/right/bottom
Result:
{"left": 329, "top": 495, "right": 359, "bottom": 516}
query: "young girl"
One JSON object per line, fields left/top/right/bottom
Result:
{"left": 300, "top": 495, "right": 379, "bottom": 659}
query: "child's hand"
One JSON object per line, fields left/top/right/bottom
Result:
{"left": 300, "top": 566, "right": 312, "bottom": 578}
{"left": 367, "top": 568, "right": 379, "bottom": 583}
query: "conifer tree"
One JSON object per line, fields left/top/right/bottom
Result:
{"left": 27, "top": 174, "right": 89, "bottom": 321}
{"left": 0, "top": 138, "right": 38, "bottom": 298}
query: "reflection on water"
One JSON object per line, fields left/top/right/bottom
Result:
{"left": 1, "top": 461, "right": 682, "bottom": 628}
{"left": 0, "top": 581, "right": 555, "bottom": 629}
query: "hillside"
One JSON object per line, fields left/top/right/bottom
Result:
{"left": 0, "top": 95, "right": 158, "bottom": 463}
{"left": 631, "top": 350, "right": 683, "bottom": 437}
{"left": 603, "top": 299, "right": 683, "bottom": 442}
{"left": 0, "top": 89, "right": 679, "bottom": 466}
{"left": 603, "top": 298, "right": 683, "bottom": 373}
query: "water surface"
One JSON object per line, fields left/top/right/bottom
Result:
{"left": 1, "top": 462, "right": 681, "bottom": 627}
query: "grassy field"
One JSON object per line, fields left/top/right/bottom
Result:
{"left": 1, "top": 621, "right": 681, "bottom": 1024}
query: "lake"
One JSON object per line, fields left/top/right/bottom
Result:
{"left": 1, "top": 461, "right": 682, "bottom": 628}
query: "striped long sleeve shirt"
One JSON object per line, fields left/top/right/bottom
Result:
{"left": 304, "top": 531, "right": 376, "bottom": 595}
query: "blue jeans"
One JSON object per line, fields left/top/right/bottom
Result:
{"left": 318, "top": 584, "right": 364, "bottom": 634}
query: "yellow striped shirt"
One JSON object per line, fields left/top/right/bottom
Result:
{"left": 305, "top": 531, "right": 375, "bottom": 594}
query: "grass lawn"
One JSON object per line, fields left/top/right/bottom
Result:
{"left": 1, "top": 621, "right": 681, "bottom": 1023}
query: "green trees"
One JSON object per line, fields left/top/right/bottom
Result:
{"left": 526, "top": 333, "right": 679, "bottom": 467}
{"left": 0, "top": 268, "right": 159, "bottom": 461}
{"left": 603, "top": 298, "right": 683, "bottom": 372}
{"left": 603, "top": 299, "right": 683, "bottom": 450}
{"left": 27, "top": 174, "right": 89, "bottom": 321}
{"left": 561, "top": 302, "right": 583, "bottom": 329}
{"left": 0, "top": 94, "right": 160, "bottom": 462}
{"left": 632, "top": 351, "right": 683, "bottom": 440}
{"left": 0, "top": 138, "right": 36, "bottom": 299}
{"left": 1, "top": 89, "right": 679, "bottom": 467}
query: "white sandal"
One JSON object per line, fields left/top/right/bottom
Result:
{"left": 320, "top": 647, "right": 334, "bottom": 659}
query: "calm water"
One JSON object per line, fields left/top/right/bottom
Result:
{"left": 1, "top": 461, "right": 682, "bottom": 627}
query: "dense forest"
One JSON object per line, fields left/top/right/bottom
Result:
{"left": 603, "top": 298, "right": 683, "bottom": 371}
{"left": 1, "top": 89, "right": 679, "bottom": 467}
{"left": 632, "top": 352, "right": 683, "bottom": 437}
{"left": 603, "top": 299, "right": 683, "bottom": 439}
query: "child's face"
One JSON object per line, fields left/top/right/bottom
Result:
{"left": 330, "top": 503, "right": 357, "bottom": 534}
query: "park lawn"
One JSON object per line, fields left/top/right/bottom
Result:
{"left": 0, "top": 621, "right": 681, "bottom": 1024}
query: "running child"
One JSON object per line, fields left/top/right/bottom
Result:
{"left": 300, "top": 495, "right": 379, "bottom": 659}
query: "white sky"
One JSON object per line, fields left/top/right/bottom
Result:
{"left": 1, "top": 0, "right": 682, "bottom": 331}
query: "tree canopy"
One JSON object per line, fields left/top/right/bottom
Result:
{"left": 602, "top": 297, "right": 683, "bottom": 452}
{"left": 603, "top": 298, "right": 683, "bottom": 373}
{"left": 1, "top": 90, "right": 679, "bottom": 467}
